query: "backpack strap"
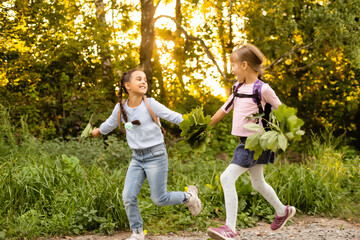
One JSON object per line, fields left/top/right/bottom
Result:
{"left": 262, "top": 103, "right": 272, "bottom": 131}
{"left": 143, "top": 96, "right": 166, "bottom": 135}
{"left": 254, "top": 89, "right": 263, "bottom": 115}
{"left": 224, "top": 79, "right": 268, "bottom": 117}
{"left": 224, "top": 79, "right": 272, "bottom": 130}
{"left": 252, "top": 79, "right": 266, "bottom": 118}
{"left": 225, "top": 80, "right": 263, "bottom": 111}
{"left": 253, "top": 79, "right": 272, "bottom": 130}
{"left": 117, "top": 97, "right": 166, "bottom": 134}
{"left": 224, "top": 82, "right": 244, "bottom": 111}
{"left": 252, "top": 79, "right": 264, "bottom": 103}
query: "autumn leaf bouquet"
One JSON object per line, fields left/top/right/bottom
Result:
{"left": 244, "top": 104, "right": 305, "bottom": 159}
{"left": 179, "top": 107, "right": 212, "bottom": 152}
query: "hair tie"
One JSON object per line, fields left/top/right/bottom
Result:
{"left": 125, "top": 122, "right": 133, "bottom": 130}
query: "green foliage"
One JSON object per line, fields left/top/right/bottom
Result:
{"left": 0, "top": 0, "right": 134, "bottom": 139}
{"left": 244, "top": 105, "right": 305, "bottom": 159}
{"left": 1, "top": 0, "right": 359, "bottom": 150}
{"left": 80, "top": 122, "right": 95, "bottom": 138}
{"left": 269, "top": 129, "right": 360, "bottom": 216}
{"left": 179, "top": 107, "right": 212, "bottom": 151}
{"left": 240, "top": 0, "right": 360, "bottom": 144}
{"left": 0, "top": 111, "right": 359, "bottom": 238}
{"left": 0, "top": 104, "right": 16, "bottom": 147}
{"left": 80, "top": 115, "right": 97, "bottom": 139}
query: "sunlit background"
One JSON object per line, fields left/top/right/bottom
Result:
{"left": 100, "top": 0, "right": 247, "bottom": 97}
{"left": 0, "top": 0, "right": 244, "bottom": 98}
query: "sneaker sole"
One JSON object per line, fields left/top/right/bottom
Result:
{"left": 274, "top": 206, "right": 296, "bottom": 231}
{"left": 207, "top": 228, "right": 239, "bottom": 240}
{"left": 187, "top": 185, "right": 201, "bottom": 216}
{"left": 188, "top": 195, "right": 201, "bottom": 216}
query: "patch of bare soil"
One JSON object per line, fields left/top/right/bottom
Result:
{"left": 47, "top": 216, "right": 360, "bottom": 240}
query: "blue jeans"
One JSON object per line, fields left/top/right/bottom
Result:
{"left": 122, "top": 143, "right": 187, "bottom": 233}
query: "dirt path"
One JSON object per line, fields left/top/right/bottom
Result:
{"left": 49, "top": 216, "right": 360, "bottom": 240}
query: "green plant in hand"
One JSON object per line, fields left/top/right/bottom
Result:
{"left": 244, "top": 104, "right": 305, "bottom": 159}
{"left": 179, "top": 107, "right": 212, "bottom": 152}
{"left": 80, "top": 115, "right": 95, "bottom": 138}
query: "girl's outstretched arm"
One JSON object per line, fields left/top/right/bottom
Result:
{"left": 148, "top": 98, "right": 183, "bottom": 125}
{"left": 210, "top": 108, "right": 227, "bottom": 126}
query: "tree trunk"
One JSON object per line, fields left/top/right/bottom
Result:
{"left": 152, "top": 44, "right": 166, "bottom": 102}
{"left": 94, "top": 0, "right": 114, "bottom": 98}
{"left": 140, "top": 0, "right": 156, "bottom": 96}
{"left": 174, "top": 0, "right": 186, "bottom": 90}
{"left": 216, "top": 1, "right": 230, "bottom": 81}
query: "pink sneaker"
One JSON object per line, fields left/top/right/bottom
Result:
{"left": 207, "top": 225, "right": 240, "bottom": 240}
{"left": 271, "top": 205, "right": 296, "bottom": 231}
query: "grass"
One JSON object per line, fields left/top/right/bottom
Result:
{"left": 0, "top": 105, "right": 359, "bottom": 239}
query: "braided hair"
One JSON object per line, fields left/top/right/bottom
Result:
{"left": 118, "top": 69, "right": 141, "bottom": 133}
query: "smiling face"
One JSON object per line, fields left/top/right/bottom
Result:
{"left": 230, "top": 58, "right": 247, "bottom": 83}
{"left": 124, "top": 70, "right": 148, "bottom": 96}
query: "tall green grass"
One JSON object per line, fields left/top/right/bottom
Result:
{"left": 0, "top": 143, "right": 129, "bottom": 238}
{"left": 0, "top": 105, "right": 359, "bottom": 239}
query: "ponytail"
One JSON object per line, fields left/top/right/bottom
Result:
{"left": 230, "top": 43, "right": 265, "bottom": 77}
{"left": 117, "top": 70, "right": 141, "bottom": 133}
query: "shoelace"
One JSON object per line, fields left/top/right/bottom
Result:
{"left": 274, "top": 212, "right": 288, "bottom": 224}
{"left": 218, "top": 226, "right": 237, "bottom": 237}
{"left": 274, "top": 216, "right": 282, "bottom": 224}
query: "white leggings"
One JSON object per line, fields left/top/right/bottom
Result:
{"left": 220, "top": 164, "right": 286, "bottom": 232}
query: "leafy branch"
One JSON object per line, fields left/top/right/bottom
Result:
{"left": 244, "top": 105, "right": 305, "bottom": 159}
{"left": 80, "top": 114, "right": 95, "bottom": 138}
{"left": 155, "top": 15, "right": 320, "bottom": 82}
{"left": 179, "top": 107, "right": 212, "bottom": 152}
{"left": 265, "top": 39, "right": 318, "bottom": 71}
{"left": 154, "top": 15, "right": 231, "bottom": 82}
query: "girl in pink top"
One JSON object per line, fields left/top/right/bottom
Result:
{"left": 207, "top": 44, "right": 296, "bottom": 240}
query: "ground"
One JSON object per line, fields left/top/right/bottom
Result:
{"left": 47, "top": 216, "right": 360, "bottom": 240}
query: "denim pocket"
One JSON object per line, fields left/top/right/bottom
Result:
{"left": 149, "top": 143, "right": 166, "bottom": 157}
{"left": 150, "top": 149, "right": 166, "bottom": 158}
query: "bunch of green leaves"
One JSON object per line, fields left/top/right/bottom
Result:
{"left": 244, "top": 104, "right": 305, "bottom": 159}
{"left": 80, "top": 115, "right": 95, "bottom": 138}
{"left": 179, "top": 107, "right": 212, "bottom": 152}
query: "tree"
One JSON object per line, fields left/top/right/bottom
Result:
{"left": 0, "top": 0, "right": 121, "bottom": 138}
{"left": 238, "top": 0, "right": 360, "bottom": 140}
{"left": 1, "top": 0, "right": 359, "bottom": 146}
{"left": 94, "top": 0, "right": 115, "bottom": 101}
{"left": 140, "top": 0, "right": 157, "bottom": 95}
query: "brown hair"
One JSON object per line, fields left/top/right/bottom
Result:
{"left": 117, "top": 68, "right": 142, "bottom": 132}
{"left": 230, "top": 43, "right": 265, "bottom": 77}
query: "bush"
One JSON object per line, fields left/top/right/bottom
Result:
{"left": 0, "top": 106, "right": 359, "bottom": 238}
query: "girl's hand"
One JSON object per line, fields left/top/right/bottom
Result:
{"left": 210, "top": 108, "right": 227, "bottom": 126}
{"left": 91, "top": 128, "right": 101, "bottom": 138}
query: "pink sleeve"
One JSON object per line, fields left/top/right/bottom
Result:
{"left": 221, "top": 94, "right": 235, "bottom": 114}
{"left": 262, "top": 84, "right": 281, "bottom": 109}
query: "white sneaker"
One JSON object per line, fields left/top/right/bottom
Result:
{"left": 185, "top": 185, "right": 202, "bottom": 216}
{"left": 126, "top": 231, "right": 145, "bottom": 240}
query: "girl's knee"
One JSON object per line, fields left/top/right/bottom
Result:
{"left": 220, "top": 171, "right": 233, "bottom": 185}
{"left": 220, "top": 164, "right": 246, "bottom": 186}
{"left": 251, "top": 180, "right": 267, "bottom": 193}
{"left": 122, "top": 190, "right": 137, "bottom": 206}
{"left": 151, "top": 194, "right": 168, "bottom": 206}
